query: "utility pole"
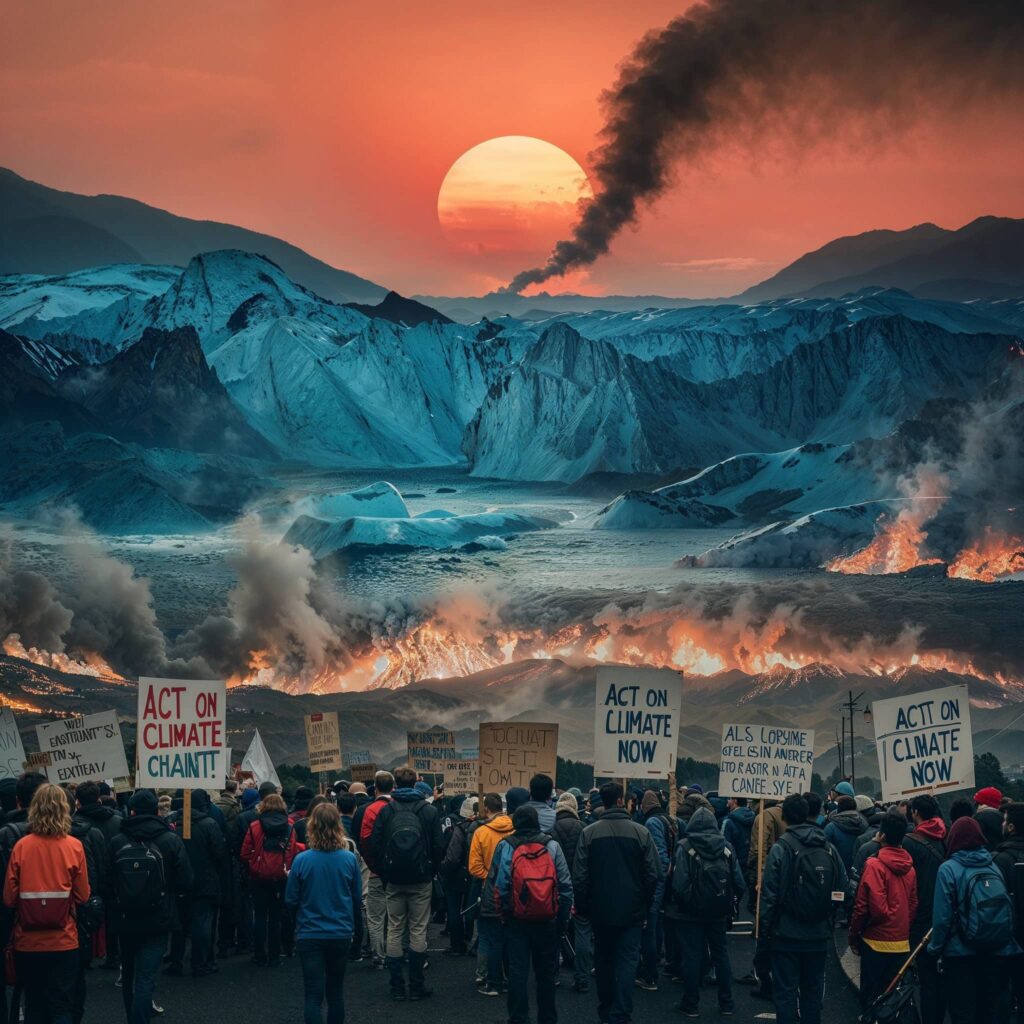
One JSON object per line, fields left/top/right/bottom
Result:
{"left": 841, "top": 690, "right": 865, "bottom": 785}
{"left": 835, "top": 725, "right": 845, "bottom": 781}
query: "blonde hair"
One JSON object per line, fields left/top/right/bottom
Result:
{"left": 28, "top": 783, "right": 72, "bottom": 837}
{"left": 258, "top": 793, "right": 287, "bottom": 815}
{"left": 307, "top": 802, "right": 346, "bottom": 852}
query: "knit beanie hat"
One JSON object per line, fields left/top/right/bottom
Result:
{"left": 461, "top": 796, "right": 479, "bottom": 820}
{"left": 556, "top": 792, "right": 579, "bottom": 816}
{"left": 974, "top": 786, "right": 1002, "bottom": 810}
{"left": 241, "top": 787, "right": 260, "bottom": 809}
{"left": 506, "top": 787, "right": 529, "bottom": 814}
{"left": 835, "top": 781, "right": 855, "bottom": 798}
{"left": 855, "top": 795, "right": 874, "bottom": 813}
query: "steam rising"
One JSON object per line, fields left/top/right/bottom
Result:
{"left": 506, "top": 0, "right": 1024, "bottom": 293}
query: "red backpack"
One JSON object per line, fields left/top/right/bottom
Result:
{"left": 509, "top": 839, "right": 558, "bottom": 922}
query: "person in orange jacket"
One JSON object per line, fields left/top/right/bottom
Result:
{"left": 3, "top": 783, "right": 90, "bottom": 1024}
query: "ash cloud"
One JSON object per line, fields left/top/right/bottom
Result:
{"left": 506, "top": 0, "right": 1024, "bottom": 293}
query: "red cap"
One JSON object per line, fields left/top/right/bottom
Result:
{"left": 974, "top": 786, "right": 1003, "bottom": 810}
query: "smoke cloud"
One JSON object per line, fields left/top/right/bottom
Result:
{"left": 505, "top": 0, "right": 1024, "bottom": 293}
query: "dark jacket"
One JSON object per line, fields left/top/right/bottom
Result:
{"left": 722, "top": 806, "right": 755, "bottom": 869}
{"left": 644, "top": 808, "right": 673, "bottom": 908}
{"left": 759, "top": 822, "right": 850, "bottom": 951}
{"left": 824, "top": 810, "right": 871, "bottom": 871}
{"left": 902, "top": 818, "right": 947, "bottom": 942}
{"left": 229, "top": 807, "right": 259, "bottom": 859}
{"left": 108, "top": 813, "right": 194, "bottom": 935}
{"left": 172, "top": 808, "right": 226, "bottom": 901}
{"left": 440, "top": 816, "right": 474, "bottom": 882}
{"left": 367, "top": 789, "right": 444, "bottom": 885}
{"left": 993, "top": 834, "right": 1024, "bottom": 945}
{"left": 671, "top": 807, "right": 745, "bottom": 922}
{"left": 551, "top": 810, "right": 584, "bottom": 874}
{"left": 74, "top": 803, "right": 123, "bottom": 845}
{"left": 975, "top": 807, "right": 1004, "bottom": 851}
{"left": 70, "top": 817, "right": 108, "bottom": 947}
{"left": 572, "top": 807, "right": 661, "bottom": 928}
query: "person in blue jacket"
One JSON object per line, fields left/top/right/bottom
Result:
{"left": 286, "top": 802, "right": 363, "bottom": 1024}
{"left": 637, "top": 791, "right": 672, "bottom": 990}
{"left": 722, "top": 797, "right": 755, "bottom": 867}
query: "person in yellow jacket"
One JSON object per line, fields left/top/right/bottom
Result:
{"left": 469, "top": 794, "right": 514, "bottom": 880}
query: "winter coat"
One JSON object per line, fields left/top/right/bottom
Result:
{"left": 108, "top": 813, "right": 194, "bottom": 935}
{"left": 469, "top": 815, "right": 514, "bottom": 881}
{"left": 173, "top": 808, "right": 226, "bottom": 901}
{"left": 440, "top": 816, "right": 474, "bottom": 883}
{"left": 525, "top": 799, "right": 556, "bottom": 833}
{"left": 241, "top": 811, "right": 302, "bottom": 883}
{"left": 670, "top": 807, "right": 745, "bottom": 922}
{"left": 489, "top": 827, "right": 573, "bottom": 928}
{"left": 228, "top": 806, "right": 258, "bottom": 859}
{"left": 351, "top": 795, "right": 390, "bottom": 874}
{"left": 747, "top": 803, "right": 785, "bottom": 874}
{"left": 993, "top": 835, "right": 1024, "bottom": 945}
{"left": 643, "top": 808, "right": 673, "bottom": 909}
{"left": 69, "top": 817, "right": 107, "bottom": 948}
{"left": 928, "top": 847, "right": 1022, "bottom": 959}
{"left": 902, "top": 818, "right": 946, "bottom": 942}
{"left": 824, "top": 810, "right": 872, "bottom": 871}
{"left": 367, "top": 789, "right": 444, "bottom": 885}
{"left": 759, "top": 822, "right": 850, "bottom": 951}
{"left": 849, "top": 844, "right": 918, "bottom": 952}
{"left": 572, "top": 807, "right": 661, "bottom": 928}
{"left": 551, "top": 809, "right": 584, "bottom": 874}
{"left": 73, "top": 803, "right": 123, "bottom": 845}
{"left": 722, "top": 806, "right": 755, "bottom": 868}
{"left": 213, "top": 793, "right": 240, "bottom": 827}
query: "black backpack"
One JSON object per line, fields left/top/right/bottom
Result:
{"left": 676, "top": 839, "right": 734, "bottom": 918}
{"left": 261, "top": 817, "right": 291, "bottom": 854}
{"left": 781, "top": 832, "right": 841, "bottom": 922}
{"left": 113, "top": 838, "right": 167, "bottom": 914}
{"left": 381, "top": 802, "right": 432, "bottom": 885}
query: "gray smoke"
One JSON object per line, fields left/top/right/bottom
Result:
{"left": 506, "top": 0, "right": 1024, "bottom": 293}
{"left": 0, "top": 542, "right": 73, "bottom": 653}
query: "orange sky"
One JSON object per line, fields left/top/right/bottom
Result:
{"left": 3, "top": 1, "right": 1023, "bottom": 297}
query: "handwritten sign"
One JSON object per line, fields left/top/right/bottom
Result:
{"left": 23, "top": 751, "right": 52, "bottom": 770}
{"left": 345, "top": 749, "right": 372, "bottom": 766}
{"left": 479, "top": 722, "right": 558, "bottom": 791}
{"left": 408, "top": 729, "right": 457, "bottom": 771}
{"left": 718, "top": 724, "right": 815, "bottom": 799}
{"left": 871, "top": 684, "right": 974, "bottom": 802}
{"left": 0, "top": 708, "right": 27, "bottom": 780}
{"left": 305, "top": 712, "right": 343, "bottom": 773}
{"left": 137, "top": 677, "right": 227, "bottom": 789}
{"left": 430, "top": 759, "right": 479, "bottom": 793}
{"left": 349, "top": 763, "right": 377, "bottom": 784}
{"left": 594, "top": 666, "right": 683, "bottom": 778}
{"left": 36, "top": 710, "right": 130, "bottom": 785}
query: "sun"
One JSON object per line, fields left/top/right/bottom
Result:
{"left": 437, "top": 136, "right": 593, "bottom": 274}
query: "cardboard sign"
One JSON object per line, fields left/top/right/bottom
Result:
{"left": 0, "top": 708, "right": 27, "bottom": 781}
{"left": 345, "top": 749, "right": 372, "bottom": 766}
{"left": 137, "top": 677, "right": 227, "bottom": 788}
{"left": 408, "top": 729, "right": 457, "bottom": 771}
{"left": 479, "top": 722, "right": 558, "bottom": 791}
{"left": 430, "top": 759, "right": 479, "bottom": 793}
{"left": 594, "top": 666, "right": 683, "bottom": 778}
{"left": 871, "top": 684, "right": 974, "bottom": 802}
{"left": 305, "top": 711, "right": 343, "bottom": 773}
{"left": 36, "top": 710, "right": 130, "bottom": 785}
{"left": 348, "top": 762, "right": 377, "bottom": 784}
{"left": 23, "top": 751, "right": 52, "bottom": 769}
{"left": 718, "top": 724, "right": 815, "bottom": 799}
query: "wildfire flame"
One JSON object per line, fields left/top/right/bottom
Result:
{"left": 947, "top": 528, "right": 1024, "bottom": 583}
{"left": 826, "top": 506, "right": 942, "bottom": 575}
{"left": 1, "top": 634, "right": 126, "bottom": 683}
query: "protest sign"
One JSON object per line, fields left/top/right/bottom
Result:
{"left": 479, "top": 722, "right": 558, "bottom": 790}
{"left": 594, "top": 666, "right": 683, "bottom": 778}
{"left": 871, "top": 684, "right": 974, "bottom": 802}
{"left": 718, "top": 724, "right": 815, "bottom": 799}
{"left": 36, "top": 710, "right": 130, "bottom": 785}
{"left": 345, "top": 749, "right": 372, "bottom": 766}
{"left": 305, "top": 712, "right": 343, "bottom": 773}
{"left": 23, "top": 751, "right": 52, "bottom": 770}
{"left": 0, "top": 707, "right": 26, "bottom": 781}
{"left": 137, "top": 677, "right": 227, "bottom": 788}
{"left": 430, "top": 759, "right": 479, "bottom": 793}
{"left": 349, "top": 763, "right": 377, "bottom": 784}
{"left": 408, "top": 729, "right": 457, "bottom": 771}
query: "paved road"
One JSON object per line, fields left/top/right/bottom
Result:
{"left": 81, "top": 920, "right": 863, "bottom": 1024}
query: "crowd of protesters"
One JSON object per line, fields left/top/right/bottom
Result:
{"left": 0, "top": 766, "right": 1022, "bottom": 1024}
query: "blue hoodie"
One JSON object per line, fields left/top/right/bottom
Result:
{"left": 722, "top": 806, "right": 755, "bottom": 867}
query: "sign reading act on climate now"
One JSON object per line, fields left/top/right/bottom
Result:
{"left": 872, "top": 684, "right": 974, "bottom": 803}
{"left": 594, "top": 666, "right": 683, "bottom": 778}
{"left": 718, "top": 724, "right": 815, "bottom": 798}
{"left": 137, "top": 677, "right": 226, "bottom": 788}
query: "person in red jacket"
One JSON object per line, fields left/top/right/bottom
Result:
{"left": 849, "top": 810, "right": 918, "bottom": 1012}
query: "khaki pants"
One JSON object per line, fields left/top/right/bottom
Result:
{"left": 366, "top": 875, "right": 388, "bottom": 960}
{"left": 384, "top": 882, "right": 432, "bottom": 958}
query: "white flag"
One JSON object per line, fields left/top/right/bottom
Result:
{"left": 241, "top": 730, "right": 281, "bottom": 789}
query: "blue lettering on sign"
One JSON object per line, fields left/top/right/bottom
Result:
{"left": 618, "top": 739, "right": 658, "bottom": 764}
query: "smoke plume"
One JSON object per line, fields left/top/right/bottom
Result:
{"left": 505, "top": 0, "right": 1024, "bottom": 293}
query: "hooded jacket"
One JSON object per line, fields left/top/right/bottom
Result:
{"left": 670, "top": 807, "right": 745, "bottom": 922}
{"left": 825, "top": 810, "right": 872, "bottom": 871}
{"left": 525, "top": 799, "right": 556, "bottom": 833}
{"left": 469, "top": 814, "right": 514, "bottom": 881}
{"left": 551, "top": 808, "right": 584, "bottom": 874}
{"left": 849, "top": 844, "right": 918, "bottom": 952}
{"left": 993, "top": 834, "right": 1024, "bottom": 945}
{"left": 440, "top": 815, "right": 475, "bottom": 882}
{"left": 489, "top": 825, "right": 572, "bottom": 928}
{"left": 108, "top": 813, "right": 194, "bottom": 935}
{"left": 643, "top": 806, "right": 674, "bottom": 909}
{"left": 367, "top": 788, "right": 444, "bottom": 885}
{"left": 902, "top": 817, "right": 946, "bottom": 942}
{"left": 173, "top": 805, "right": 226, "bottom": 900}
{"left": 722, "top": 806, "right": 755, "bottom": 867}
{"left": 213, "top": 792, "right": 240, "bottom": 826}
{"left": 73, "top": 802, "right": 123, "bottom": 845}
{"left": 759, "top": 821, "right": 850, "bottom": 951}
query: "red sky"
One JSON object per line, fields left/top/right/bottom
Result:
{"left": 3, "top": 1, "right": 1023, "bottom": 297}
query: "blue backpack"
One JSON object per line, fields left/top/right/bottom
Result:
{"left": 955, "top": 864, "right": 1015, "bottom": 951}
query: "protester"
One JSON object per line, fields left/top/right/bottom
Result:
{"left": 229, "top": 781, "right": 278, "bottom": 957}
{"left": 352, "top": 770, "right": 394, "bottom": 969}
{"left": 804, "top": 791, "right": 825, "bottom": 828}
{"left": 438, "top": 793, "right": 476, "bottom": 957}
{"left": 291, "top": 786, "right": 315, "bottom": 827}
{"left": 525, "top": 773, "right": 557, "bottom": 832}
{"left": 471, "top": 792, "right": 515, "bottom": 996}
{"left": 949, "top": 796, "right": 974, "bottom": 823}
{"left": 975, "top": 786, "right": 1005, "bottom": 849}
{"left": 572, "top": 782, "right": 661, "bottom": 1024}
{"left": 299, "top": 795, "right": 331, "bottom": 845}
{"left": 758, "top": 793, "right": 849, "bottom": 1024}
{"left": 670, "top": 806, "right": 745, "bottom": 1018}
{"left": 848, "top": 810, "right": 917, "bottom": 1012}
{"left": 636, "top": 789, "right": 672, "bottom": 991}
{"left": 743, "top": 797, "right": 785, "bottom": 993}
{"left": 3, "top": 783, "right": 90, "bottom": 1024}
{"left": 994, "top": 802, "right": 1024, "bottom": 1024}
{"left": 241, "top": 792, "right": 303, "bottom": 968}
{"left": 551, "top": 791, "right": 591, "bottom": 993}
{"left": 824, "top": 795, "right": 871, "bottom": 872}
{"left": 489, "top": 804, "right": 572, "bottom": 1024}
{"left": 286, "top": 802, "right": 363, "bottom": 1024}
{"left": 68, "top": 797, "right": 107, "bottom": 1024}
{"left": 722, "top": 796, "right": 754, "bottom": 867}
{"left": 367, "top": 766, "right": 444, "bottom": 1001}
{"left": 929, "top": 815, "right": 1020, "bottom": 1023}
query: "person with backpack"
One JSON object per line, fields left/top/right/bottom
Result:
{"left": 285, "top": 802, "right": 363, "bottom": 1024}
{"left": 551, "top": 791, "right": 590, "bottom": 993}
{"left": 439, "top": 793, "right": 476, "bottom": 957}
{"left": 975, "top": 786, "right": 1006, "bottom": 850}
{"left": 758, "top": 793, "right": 849, "bottom": 1024}
{"left": 741, "top": 797, "right": 785, "bottom": 993}
{"left": 824, "top": 795, "right": 872, "bottom": 873}
{"left": 471, "top": 792, "right": 515, "bottom": 996}
{"left": 68, "top": 797, "right": 107, "bottom": 1024}
{"left": 848, "top": 810, "right": 918, "bottom": 1012}
{"left": 901, "top": 794, "right": 947, "bottom": 1024}
{"left": 572, "top": 782, "right": 661, "bottom": 1024}
{"left": 367, "top": 765, "right": 445, "bottom": 1001}
{"left": 525, "top": 774, "right": 557, "bottom": 832}
{"left": 722, "top": 797, "right": 754, "bottom": 868}
{"left": 241, "top": 792, "right": 303, "bottom": 968}
{"left": 351, "top": 770, "right": 394, "bottom": 970}
{"left": 994, "top": 802, "right": 1024, "bottom": 1024}
{"left": 929, "top": 814, "right": 1020, "bottom": 1024}
{"left": 636, "top": 789, "right": 673, "bottom": 992}
{"left": 2, "top": 783, "right": 90, "bottom": 1024}
{"left": 670, "top": 806, "right": 745, "bottom": 1017}
{"left": 228, "top": 781, "right": 277, "bottom": 956}
{"left": 489, "top": 804, "right": 573, "bottom": 1024}
{"left": 108, "top": 789, "right": 193, "bottom": 1024}
{"left": 71, "top": 780, "right": 121, "bottom": 972}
